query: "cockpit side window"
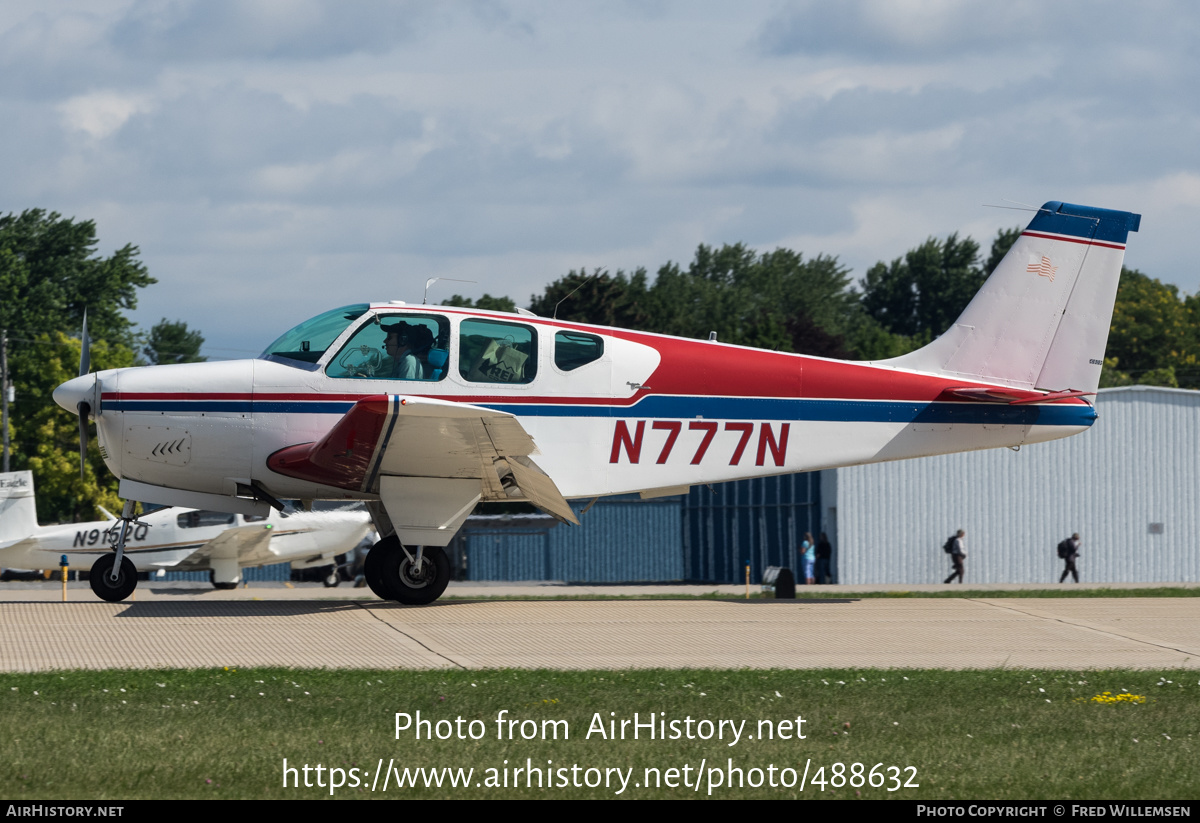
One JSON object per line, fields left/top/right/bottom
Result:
{"left": 459, "top": 318, "right": 537, "bottom": 384}
{"left": 554, "top": 331, "right": 604, "bottom": 371}
{"left": 327, "top": 314, "right": 449, "bottom": 381}
{"left": 260, "top": 304, "right": 369, "bottom": 369}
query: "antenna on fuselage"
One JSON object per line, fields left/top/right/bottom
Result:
{"left": 423, "top": 277, "right": 476, "bottom": 305}
{"left": 982, "top": 199, "right": 1039, "bottom": 213}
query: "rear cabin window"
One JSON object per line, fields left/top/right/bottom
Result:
{"left": 459, "top": 318, "right": 537, "bottom": 384}
{"left": 327, "top": 314, "right": 450, "bottom": 381}
{"left": 554, "top": 331, "right": 604, "bottom": 371}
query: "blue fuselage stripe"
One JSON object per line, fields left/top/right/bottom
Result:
{"left": 105, "top": 396, "right": 1096, "bottom": 427}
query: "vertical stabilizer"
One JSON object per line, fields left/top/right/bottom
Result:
{"left": 0, "top": 471, "right": 38, "bottom": 544}
{"left": 877, "top": 202, "right": 1141, "bottom": 393}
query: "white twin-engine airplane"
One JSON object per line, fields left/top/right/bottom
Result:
{"left": 0, "top": 470, "right": 372, "bottom": 599}
{"left": 52, "top": 201, "right": 1140, "bottom": 605}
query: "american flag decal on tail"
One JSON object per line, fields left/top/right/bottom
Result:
{"left": 1027, "top": 255, "right": 1058, "bottom": 282}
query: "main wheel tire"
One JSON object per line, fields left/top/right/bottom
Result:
{"left": 378, "top": 544, "right": 450, "bottom": 605}
{"left": 89, "top": 553, "right": 138, "bottom": 603}
{"left": 209, "top": 571, "right": 238, "bottom": 590}
{"left": 363, "top": 539, "right": 394, "bottom": 600}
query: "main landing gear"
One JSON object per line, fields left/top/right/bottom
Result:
{"left": 363, "top": 536, "right": 450, "bottom": 605}
{"left": 89, "top": 500, "right": 140, "bottom": 603}
{"left": 209, "top": 571, "right": 238, "bottom": 591}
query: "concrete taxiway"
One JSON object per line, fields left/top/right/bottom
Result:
{"left": 2, "top": 581, "right": 1199, "bottom": 671}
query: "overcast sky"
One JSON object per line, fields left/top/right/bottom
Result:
{"left": 3, "top": 0, "right": 1197, "bottom": 358}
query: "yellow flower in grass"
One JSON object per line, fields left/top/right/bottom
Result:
{"left": 1089, "top": 691, "right": 1146, "bottom": 704}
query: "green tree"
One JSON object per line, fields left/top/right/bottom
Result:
{"left": 0, "top": 209, "right": 154, "bottom": 522}
{"left": 1101, "top": 269, "right": 1199, "bottom": 389}
{"left": 441, "top": 294, "right": 518, "bottom": 313}
{"left": 0, "top": 210, "right": 153, "bottom": 345}
{"left": 527, "top": 246, "right": 868, "bottom": 358}
{"left": 21, "top": 333, "right": 134, "bottom": 522}
{"left": 983, "top": 227, "right": 1021, "bottom": 276}
{"left": 641, "top": 245, "right": 860, "bottom": 356}
{"left": 860, "top": 232, "right": 983, "bottom": 339}
{"left": 143, "top": 319, "right": 205, "bottom": 365}
{"left": 528, "top": 269, "right": 652, "bottom": 328}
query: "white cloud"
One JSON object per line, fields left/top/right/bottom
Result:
{"left": 0, "top": 0, "right": 1195, "bottom": 357}
{"left": 58, "top": 90, "right": 153, "bottom": 138}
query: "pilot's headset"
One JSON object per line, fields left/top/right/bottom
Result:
{"left": 381, "top": 321, "right": 412, "bottom": 347}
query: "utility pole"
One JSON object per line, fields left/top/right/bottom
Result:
{"left": 1, "top": 328, "right": 9, "bottom": 473}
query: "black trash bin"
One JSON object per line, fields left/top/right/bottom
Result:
{"left": 774, "top": 567, "right": 796, "bottom": 599}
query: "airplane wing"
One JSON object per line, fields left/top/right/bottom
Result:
{"left": 268, "top": 395, "right": 580, "bottom": 529}
{"left": 168, "top": 524, "right": 277, "bottom": 571}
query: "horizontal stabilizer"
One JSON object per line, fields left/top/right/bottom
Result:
{"left": 941, "top": 387, "right": 1095, "bottom": 405}
{"left": 0, "top": 471, "right": 38, "bottom": 546}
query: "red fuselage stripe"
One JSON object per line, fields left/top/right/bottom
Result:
{"left": 1021, "top": 230, "right": 1126, "bottom": 251}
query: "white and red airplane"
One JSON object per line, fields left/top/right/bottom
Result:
{"left": 52, "top": 200, "right": 1140, "bottom": 604}
{"left": 0, "top": 470, "right": 373, "bottom": 599}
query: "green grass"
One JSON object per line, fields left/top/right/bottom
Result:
{"left": 3, "top": 667, "right": 1197, "bottom": 800}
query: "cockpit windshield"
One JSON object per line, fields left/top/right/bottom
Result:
{"left": 259, "top": 304, "right": 370, "bottom": 369}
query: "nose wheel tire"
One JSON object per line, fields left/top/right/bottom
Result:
{"left": 323, "top": 567, "right": 341, "bottom": 588}
{"left": 89, "top": 553, "right": 138, "bottom": 603}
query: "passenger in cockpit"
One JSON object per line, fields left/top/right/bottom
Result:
{"left": 407, "top": 325, "right": 435, "bottom": 378}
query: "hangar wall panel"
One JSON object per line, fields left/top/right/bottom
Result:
{"left": 459, "top": 495, "right": 683, "bottom": 582}
{"left": 682, "top": 472, "right": 821, "bottom": 585}
{"left": 836, "top": 387, "right": 1200, "bottom": 585}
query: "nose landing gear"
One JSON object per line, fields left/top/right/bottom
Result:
{"left": 89, "top": 552, "right": 137, "bottom": 602}
{"left": 88, "top": 499, "right": 141, "bottom": 603}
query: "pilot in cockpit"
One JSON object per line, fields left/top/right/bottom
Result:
{"left": 381, "top": 321, "right": 421, "bottom": 379}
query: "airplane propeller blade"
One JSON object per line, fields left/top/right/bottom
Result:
{"left": 77, "top": 399, "right": 90, "bottom": 481}
{"left": 78, "top": 309, "right": 90, "bottom": 378}
{"left": 77, "top": 309, "right": 91, "bottom": 481}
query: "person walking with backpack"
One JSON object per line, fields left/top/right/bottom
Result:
{"left": 1058, "top": 533, "right": 1081, "bottom": 583}
{"left": 943, "top": 529, "right": 967, "bottom": 584}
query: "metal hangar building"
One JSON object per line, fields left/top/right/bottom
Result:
{"left": 451, "top": 386, "right": 1197, "bottom": 586}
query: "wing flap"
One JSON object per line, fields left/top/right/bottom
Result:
{"left": 500, "top": 457, "right": 580, "bottom": 525}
